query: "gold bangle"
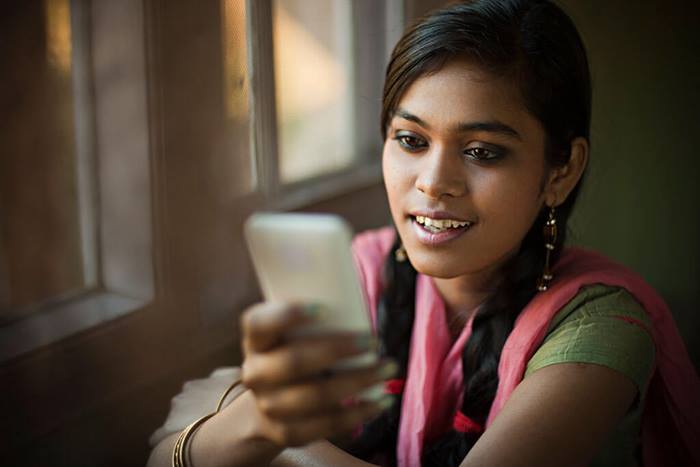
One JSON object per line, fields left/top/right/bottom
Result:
{"left": 216, "top": 379, "right": 243, "bottom": 412}
{"left": 171, "top": 379, "right": 244, "bottom": 467}
{"left": 172, "top": 413, "right": 215, "bottom": 467}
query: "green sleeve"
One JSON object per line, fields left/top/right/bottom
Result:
{"left": 524, "top": 284, "right": 656, "bottom": 397}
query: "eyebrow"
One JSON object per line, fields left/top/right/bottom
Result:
{"left": 393, "top": 108, "right": 522, "bottom": 141}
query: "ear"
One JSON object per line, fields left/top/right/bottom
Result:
{"left": 543, "top": 137, "right": 589, "bottom": 207}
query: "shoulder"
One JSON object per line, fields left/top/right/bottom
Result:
{"left": 526, "top": 284, "right": 656, "bottom": 397}
{"left": 547, "top": 283, "right": 652, "bottom": 333}
{"left": 529, "top": 247, "right": 665, "bottom": 369}
{"left": 553, "top": 247, "right": 660, "bottom": 304}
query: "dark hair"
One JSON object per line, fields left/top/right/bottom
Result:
{"left": 345, "top": 0, "right": 591, "bottom": 465}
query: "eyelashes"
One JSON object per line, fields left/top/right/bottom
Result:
{"left": 392, "top": 131, "right": 507, "bottom": 162}
{"left": 463, "top": 146, "right": 503, "bottom": 161}
{"left": 394, "top": 134, "right": 427, "bottom": 151}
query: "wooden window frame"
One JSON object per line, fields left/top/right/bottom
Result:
{"left": 0, "top": 0, "right": 154, "bottom": 362}
{"left": 0, "top": 0, "right": 405, "bottom": 362}
{"left": 246, "top": 0, "right": 404, "bottom": 210}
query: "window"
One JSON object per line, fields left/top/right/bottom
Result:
{"left": 0, "top": 0, "right": 403, "bottom": 360}
{"left": 242, "top": 0, "right": 404, "bottom": 208}
{"left": 0, "top": 0, "right": 153, "bottom": 362}
{"left": 273, "top": 0, "right": 357, "bottom": 183}
{"left": 0, "top": 0, "right": 96, "bottom": 322}
{"left": 222, "top": 0, "right": 255, "bottom": 197}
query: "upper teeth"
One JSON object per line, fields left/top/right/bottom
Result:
{"left": 415, "top": 216, "right": 471, "bottom": 229}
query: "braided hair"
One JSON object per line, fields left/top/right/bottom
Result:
{"left": 345, "top": 1, "right": 591, "bottom": 465}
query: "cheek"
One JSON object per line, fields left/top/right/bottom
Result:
{"left": 472, "top": 168, "right": 545, "bottom": 233}
{"left": 382, "top": 146, "right": 410, "bottom": 212}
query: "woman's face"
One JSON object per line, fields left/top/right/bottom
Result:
{"left": 383, "top": 59, "right": 551, "bottom": 280}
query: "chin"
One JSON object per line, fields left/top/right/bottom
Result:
{"left": 406, "top": 252, "right": 468, "bottom": 279}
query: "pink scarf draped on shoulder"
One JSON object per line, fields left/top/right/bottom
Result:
{"left": 351, "top": 227, "right": 700, "bottom": 467}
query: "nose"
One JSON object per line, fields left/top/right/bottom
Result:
{"left": 414, "top": 146, "right": 467, "bottom": 199}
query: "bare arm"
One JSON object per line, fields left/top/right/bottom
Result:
{"left": 460, "top": 362, "right": 638, "bottom": 467}
{"left": 146, "top": 389, "right": 284, "bottom": 467}
{"left": 147, "top": 390, "right": 383, "bottom": 467}
{"left": 147, "top": 301, "right": 394, "bottom": 467}
{"left": 271, "top": 440, "right": 379, "bottom": 467}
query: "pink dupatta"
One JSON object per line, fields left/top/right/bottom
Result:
{"left": 352, "top": 227, "right": 700, "bottom": 467}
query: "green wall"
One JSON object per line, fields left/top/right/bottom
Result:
{"left": 558, "top": 1, "right": 700, "bottom": 367}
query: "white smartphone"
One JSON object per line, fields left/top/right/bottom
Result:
{"left": 244, "top": 212, "right": 383, "bottom": 400}
{"left": 244, "top": 212, "right": 378, "bottom": 366}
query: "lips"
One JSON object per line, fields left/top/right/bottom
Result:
{"left": 408, "top": 214, "right": 475, "bottom": 246}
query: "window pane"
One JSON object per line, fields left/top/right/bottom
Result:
{"left": 222, "top": 0, "right": 255, "bottom": 195}
{"left": 0, "top": 0, "right": 92, "bottom": 319}
{"left": 273, "top": 0, "right": 356, "bottom": 183}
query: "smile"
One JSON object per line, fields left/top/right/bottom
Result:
{"left": 410, "top": 215, "right": 474, "bottom": 246}
{"left": 414, "top": 215, "right": 472, "bottom": 232}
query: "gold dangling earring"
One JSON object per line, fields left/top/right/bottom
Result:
{"left": 395, "top": 243, "right": 407, "bottom": 262}
{"left": 537, "top": 205, "right": 557, "bottom": 291}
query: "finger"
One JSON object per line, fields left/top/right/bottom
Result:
{"left": 242, "top": 302, "right": 321, "bottom": 353}
{"left": 264, "top": 398, "right": 393, "bottom": 447}
{"left": 255, "top": 360, "right": 399, "bottom": 419}
{"left": 242, "top": 332, "right": 377, "bottom": 389}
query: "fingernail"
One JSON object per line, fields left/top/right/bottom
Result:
{"left": 376, "top": 396, "right": 393, "bottom": 410}
{"left": 354, "top": 334, "right": 376, "bottom": 351}
{"left": 357, "top": 382, "right": 385, "bottom": 402}
{"left": 376, "top": 360, "right": 399, "bottom": 379}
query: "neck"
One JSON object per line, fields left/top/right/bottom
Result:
{"left": 431, "top": 257, "right": 507, "bottom": 325}
{"left": 429, "top": 246, "right": 521, "bottom": 335}
{"left": 432, "top": 274, "right": 495, "bottom": 319}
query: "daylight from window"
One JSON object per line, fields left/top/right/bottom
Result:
{"left": 272, "top": 0, "right": 356, "bottom": 183}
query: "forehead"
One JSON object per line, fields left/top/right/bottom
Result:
{"left": 395, "top": 59, "right": 539, "bottom": 135}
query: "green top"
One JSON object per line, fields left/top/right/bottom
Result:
{"left": 524, "top": 284, "right": 656, "bottom": 467}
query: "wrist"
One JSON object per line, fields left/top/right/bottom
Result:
{"left": 191, "top": 390, "right": 283, "bottom": 467}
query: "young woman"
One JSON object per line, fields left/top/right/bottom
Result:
{"left": 147, "top": 1, "right": 700, "bottom": 466}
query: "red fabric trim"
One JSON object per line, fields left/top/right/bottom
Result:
{"left": 384, "top": 378, "right": 405, "bottom": 395}
{"left": 612, "top": 315, "right": 652, "bottom": 336}
{"left": 452, "top": 411, "right": 483, "bottom": 434}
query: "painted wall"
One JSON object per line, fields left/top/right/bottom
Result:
{"left": 557, "top": 0, "right": 700, "bottom": 367}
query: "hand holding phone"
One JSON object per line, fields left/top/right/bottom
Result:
{"left": 244, "top": 212, "right": 384, "bottom": 382}
{"left": 241, "top": 213, "right": 397, "bottom": 446}
{"left": 238, "top": 301, "right": 396, "bottom": 447}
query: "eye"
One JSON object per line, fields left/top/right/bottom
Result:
{"left": 394, "top": 132, "right": 428, "bottom": 152}
{"left": 463, "top": 146, "right": 504, "bottom": 161}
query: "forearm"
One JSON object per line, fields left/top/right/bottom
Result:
{"left": 146, "top": 390, "right": 283, "bottom": 467}
{"left": 271, "top": 440, "right": 379, "bottom": 467}
{"left": 146, "top": 425, "right": 374, "bottom": 467}
{"left": 146, "top": 432, "right": 180, "bottom": 467}
{"left": 146, "top": 428, "right": 281, "bottom": 467}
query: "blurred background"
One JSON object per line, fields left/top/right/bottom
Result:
{"left": 0, "top": 0, "right": 698, "bottom": 465}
